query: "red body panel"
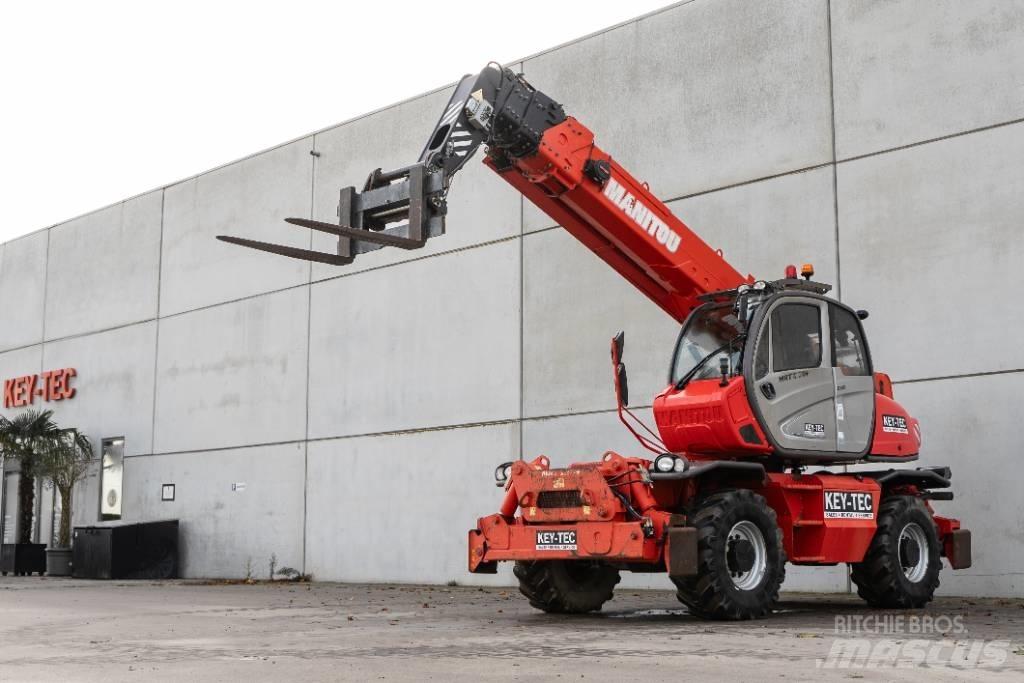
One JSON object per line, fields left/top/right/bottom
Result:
{"left": 653, "top": 377, "right": 770, "bottom": 457}
{"left": 468, "top": 455, "right": 943, "bottom": 572}
{"left": 486, "top": 118, "right": 750, "bottom": 323}
{"left": 868, "top": 393, "right": 921, "bottom": 458}
{"left": 654, "top": 375, "right": 922, "bottom": 462}
{"left": 756, "top": 473, "right": 880, "bottom": 564}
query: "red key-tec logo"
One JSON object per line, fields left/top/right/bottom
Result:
{"left": 3, "top": 368, "right": 77, "bottom": 409}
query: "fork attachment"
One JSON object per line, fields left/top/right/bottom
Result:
{"left": 217, "top": 161, "right": 447, "bottom": 265}
{"left": 218, "top": 64, "right": 564, "bottom": 265}
{"left": 318, "top": 163, "right": 447, "bottom": 259}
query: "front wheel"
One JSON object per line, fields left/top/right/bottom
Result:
{"left": 851, "top": 496, "right": 941, "bottom": 608}
{"left": 514, "top": 560, "right": 620, "bottom": 614}
{"left": 672, "top": 489, "right": 786, "bottom": 620}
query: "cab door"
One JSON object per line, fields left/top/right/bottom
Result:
{"left": 829, "top": 303, "right": 874, "bottom": 453}
{"left": 750, "top": 298, "right": 837, "bottom": 452}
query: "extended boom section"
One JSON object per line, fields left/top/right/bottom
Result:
{"left": 486, "top": 117, "right": 749, "bottom": 321}
{"left": 218, "top": 65, "right": 747, "bottom": 318}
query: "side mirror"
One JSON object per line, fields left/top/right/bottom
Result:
{"left": 616, "top": 362, "right": 629, "bottom": 407}
{"left": 856, "top": 309, "right": 869, "bottom": 320}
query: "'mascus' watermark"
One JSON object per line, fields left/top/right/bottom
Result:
{"left": 819, "top": 613, "right": 1013, "bottom": 670}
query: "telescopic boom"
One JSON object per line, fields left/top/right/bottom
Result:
{"left": 218, "top": 65, "right": 751, "bottom": 321}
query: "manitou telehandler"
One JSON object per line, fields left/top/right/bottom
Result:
{"left": 220, "top": 64, "right": 971, "bottom": 620}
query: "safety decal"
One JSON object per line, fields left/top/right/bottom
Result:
{"left": 882, "top": 414, "right": 909, "bottom": 434}
{"left": 803, "top": 423, "right": 826, "bottom": 438}
{"left": 536, "top": 530, "right": 577, "bottom": 551}
{"left": 824, "top": 491, "right": 874, "bottom": 519}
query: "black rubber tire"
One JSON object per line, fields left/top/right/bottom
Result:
{"left": 850, "top": 495, "right": 941, "bottom": 608}
{"left": 513, "top": 560, "right": 620, "bottom": 614}
{"left": 672, "top": 489, "right": 786, "bottom": 620}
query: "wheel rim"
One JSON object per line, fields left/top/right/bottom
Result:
{"left": 726, "top": 521, "right": 767, "bottom": 590}
{"left": 899, "top": 522, "right": 929, "bottom": 583}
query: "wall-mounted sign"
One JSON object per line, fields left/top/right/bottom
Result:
{"left": 3, "top": 368, "right": 77, "bottom": 409}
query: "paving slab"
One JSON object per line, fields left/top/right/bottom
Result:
{"left": 0, "top": 578, "right": 1020, "bottom": 681}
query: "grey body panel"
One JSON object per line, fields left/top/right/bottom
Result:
{"left": 753, "top": 297, "right": 837, "bottom": 451}
{"left": 768, "top": 368, "right": 838, "bottom": 451}
{"left": 835, "top": 370, "right": 874, "bottom": 452}
{"left": 744, "top": 291, "right": 877, "bottom": 462}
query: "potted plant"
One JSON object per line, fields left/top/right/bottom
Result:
{"left": 0, "top": 410, "right": 62, "bottom": 576}
{"left": 38, "top": 427, "right": 93, "bottom": 576}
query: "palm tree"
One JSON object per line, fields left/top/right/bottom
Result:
{"left": 0, "top": 410, "right": 62, "bottom": 544}
{"left": 38, "top": 429, "right": 93, "bottom": 548}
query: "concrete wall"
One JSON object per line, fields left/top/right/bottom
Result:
{"left": 1, "top": 0, "right": 1022, "bottom": 596}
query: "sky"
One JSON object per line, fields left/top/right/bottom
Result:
{"left": 0, "top": 0, "right": 673, "bottom": 244}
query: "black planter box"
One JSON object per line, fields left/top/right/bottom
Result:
{"left": 0, "top": 543, "right": 47, "bottom": 576}
{"left": 72, "top": 520, "right": 179, "bottom": 580}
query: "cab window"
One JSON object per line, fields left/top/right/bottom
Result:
{"left": 830, "top": 305, "right": 870, "bottom": 376}
{"left": 670, "top": 304, "right": 744, "bottom": 385}
{"left": 753, "top": 319, "right": 770, "bottom": 380}
{"left": 770, "top": 303, "right": 822, "bottom": 372}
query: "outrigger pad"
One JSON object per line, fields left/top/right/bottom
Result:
{"left": 947, "top": 529, "right": 972, "bottom": 570}
{"left": 666, "top": 526, "right": 699, "bottom": 577}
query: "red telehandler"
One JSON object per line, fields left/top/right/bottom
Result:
{"left": 220, "top": 64, "right": 971, "bottom": 619}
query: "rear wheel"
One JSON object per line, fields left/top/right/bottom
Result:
{"left": 851, "top": 495, "right": 941, "bottom": 608}
{"left": 672, "top": 489, "right": 786, "bottom": 620}
{"left": 514, "top": 560, "right": 620, "bottom": 614}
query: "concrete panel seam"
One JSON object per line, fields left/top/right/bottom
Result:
{"left": 302, "top": 136, "right": 318, "bottom": 575}
{"left": 829, "top": 0, "right": 847, "bottom": 598}
{"left": 0, "top": 342, "right": 43, "bottom": 358}
{"left": 523, "top": 404, "right": 654, "bottom": 424}
{"left": 128, "top": 405, "right": 660, "bottom": 460}
{"left": 39, "top": 228, "right": 51, "bottom": 364}
{"left": 0, "top": 318, "right": 159, "bottom": 355}
{"left": 825, "top": 0, "right": 842, "bottom": 303}
{"left": 308, "top": 233, "right": 521, "bottom": 288}
{"left": 519, "top": 192, "right": 525, "bottom": 462}
{"left": 144, "top": 233, "right": 522, "bottom": 328}
{"left": 836, "top": 116, "right": 1024, "bottom": 166}
{"left": 130, "top": 418, "right": 522, "bottom": 460}
{"left": 151, "top": 189, "right": 166, "bottom": 455}
{"left": 894, "top": 367, "right": 1024, "bottom": 386}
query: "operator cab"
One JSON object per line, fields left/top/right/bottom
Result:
{"left": 660, "top": 264, "right": 896, "bottom": 466}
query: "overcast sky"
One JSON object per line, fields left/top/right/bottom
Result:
{"left": 0, "top": 0, "right": 672, "bottom": 244}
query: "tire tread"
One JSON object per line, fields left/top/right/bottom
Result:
{"left": 851, "top": 495, "right": 941, "bottom": 608}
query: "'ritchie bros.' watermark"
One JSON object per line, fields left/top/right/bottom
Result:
{"left": 835, "top": 613, "right": 966, "bottom": 635}
{"left": 817, "top": 615, "right": 1012, "bottom": 669}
